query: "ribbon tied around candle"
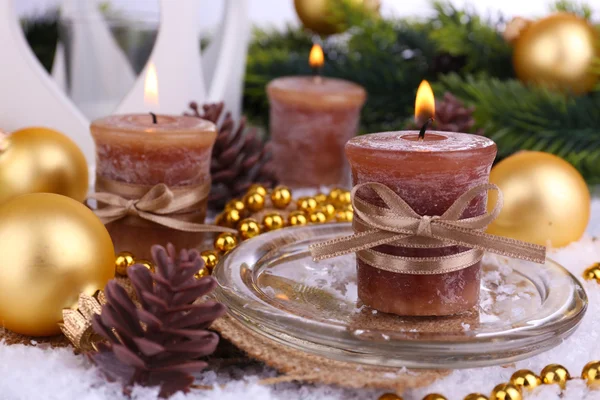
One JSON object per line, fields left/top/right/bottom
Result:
{"left": 88, "top": 177, "right": 236, "bottom": 234}
{"left": 310, "top": 182, "right": 546, "bottom": 275}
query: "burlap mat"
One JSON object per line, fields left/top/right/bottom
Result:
{"left": 212, "top": 315, "right": 448, "bottom": 392}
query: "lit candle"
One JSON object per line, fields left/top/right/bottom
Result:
{"left": 345, "top": 81, "right": 497, "bottom": 316}
{"left": 90, "top": 65, "right": 217, "bottom": 259}
{"left": 267, "top": 44, "right": 367, "bottom": 188}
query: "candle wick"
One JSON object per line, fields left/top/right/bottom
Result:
{"left": 149, "top": 112, "right": 157, "bottom": 124}
{"left": 418, "top": 118, "right": 434, "bottom": 140}
{"left": 312, "top": 67, "right": 323, "bottom": 83}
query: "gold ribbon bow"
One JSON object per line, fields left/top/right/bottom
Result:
{"left": 310, "top": 182, "right": 546, "bottom": 275}
{"left": 88, "top": 178, "right": 236, "bottom": 234}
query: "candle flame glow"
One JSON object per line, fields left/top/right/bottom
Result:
{"left": 144, "top": 63, "right": 159, "bottom": 108}
{"left": 415, "top": 80, "right": 435, "bottom": 123}
{"left": 309, "top": 44, "right": 324, "bottom": 68}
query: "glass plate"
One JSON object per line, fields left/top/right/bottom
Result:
{"left": 213, "top": 223, "right": 587, "bottom": 368}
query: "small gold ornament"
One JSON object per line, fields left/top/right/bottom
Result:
{"left": 271, "top": 186, "right": 292, "bottom": 209}
{"left": 248, "top": 184, "right": 268, "bottom": 197}
{"left": 510, "top": 369, "right": 541, "bottom": 391}
{"left": 378, "top": 393, "right": 403, "bottom": 400}
{"left": 0, "top": 193, "right": 114, "bottom": 336}
{"left": 263, "top": 213, "right": 286, "bottom": 231}
{"left": 215, "top": 232, "right": 239, "bottom": 253}
{"left": 59, "top": 292, "right": 104, "bottom": 352}
{"left": 336, "top": 209, "right": 353, "bottom": 222}
{"left": 487, "top": 151, "right": 589, "bottom": 247}
{"left": 309, "top": 210, "right": 328, "bottom": 224}
{"left": 422, "top": 394, "right": 447, "bottom": 400}
{"left": 464, "top": 394, "right": 488, "bottom": 400}
{"left": 541, "top": 364, "right": 570, "bottom": 389}
{"left": 328, "top": 188, "right": 344, "bottom": 205}
{"left": 136, "top": 259, "right": 155, "bottom": 273}
{"left": 221, "top": 209, "right": 242, "bottom": 228}
{"left": 335, "top": 190, "right": 352, "bottom": 206}
{"left": 115, "top": 251, "right": 136, "bottom": 276}
{"left": 195, "top": 267, "right": 210, "bottom": 279}
{"left": 294, "top": 0, "right": 380, "bottom": 36}
{"left": 317, "top": 203, "right": 337, "bottom": 220}
{"left": 200, "top": 250, "right": 220, "bottom": 272}
{"left": 490, "top": 383, "right": 522, "bottom": 400}
{"left": 581, "top": 360, "right": 600, "bottom": 388}
{"left": 314, "top": 193, "right": 328, "bottom": 204}
{"left": 244, "top": 192, "right": 266, "bottom": 212}
{"left": 344, "top": 203, "right": 353, "bottom": 212}
{"left": 513, "top": 13, "right": 600, "bottom": 94}
{"left": 225, "top": 199, "right": 245, "bottom": 213}
{"left": 297, "top": 197, "right": 318, "bottom": 213}
{"left": 288, "top": 211, "right": 309, "bottom": 226}
{"left": 584, "top": 263, "right": 600, "bottom": 281}
{"left": 0, "top": 127, "right": 88, "bottom": 205}
{"left": 238, "top": 218, "right": 262, "bottom": 240}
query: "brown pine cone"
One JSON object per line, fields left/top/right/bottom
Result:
{"left": 187, "top": 102, "right": 278, "bottom": 210}
{"left": 89, "top": 244, "right": 226, "bottom": 398}
{"left": 434, "top": 92, "right": 482, "bottom": 134}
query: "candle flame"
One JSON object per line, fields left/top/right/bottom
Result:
{"left": 309, "top": 44, "right": 324, "bottom": 68}
{"left": 144, "top": 62, "right": 159, "bottom": 108}
{"left": 415, "top": 80, "right": 435, "bottom": 123}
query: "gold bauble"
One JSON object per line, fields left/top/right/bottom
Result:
{"left": 487, "top": 152, "right": 589, "bottom": 247}
{"left": 263, "top": 213, "right": 286, "bottom": 231}
{"left": 490, "top": 383, "right": 522, "bottom": 400}
{"left": 328, "top": 188, "right": 344, "bottom": 205}
{"left": 248, "top": 184, "right": 268, "bottom": 197}
{"left": 0, "top": 127, "right": 88, "bottom": 205}
{"left": 541, "top": 364, "right": 570, "bottom": 389}
{"left": 244, "top": 192, "right": 266, "bottom": 212}
{"left": 314, "top": 193, "right": 328, "bottom": 204}
{"left": 200, "top": 250, "right": 220, "bottom": 272}
{"left": 288, "top": 211, "right": 309, "bottom": 226}
{"left": 513, "top": 13, "right": 600, "bottom": 94}
{"left": 238, "top": 218, "right": 262, "bottom": 240}
{"left": 422, "top": 394, "right": 447, "bottom": 400}
{"left": 214, "top": 232, "right": 239, "bottom": 253}
{"left": 115, "top": 251, "right": 136, "bottom": 276}
{"left": 294, "top": 0, "right": 380, "bottom": 36}
{"left": 309, "top": 210, "right": 328, "bottom": 224}
{"left": 297, "top": 197, "right": 319, "bottom": 213}
{"left": 271, "top": 186, "right": 293, "bottom": 209}
{"left": 225, "top": 199, "right": 245, "bottom": 213}
{"left": 0, "top": 193, "right": 114, "bottom": 336}
{"left": 464, "top": 394, "right": 488, "bottom": 400}
{"left": 136, "top": 259, "right": 155, "bottom": 272}
{"left": 221, "top": 209, "right": 242, "bottom": 228}
{"left": 335, "top": 190, "right": 352, "bottom": 206}
{"left": 336, "top": 209, "right": 354, "bottom": 222}
{"left": 510, "top": 369, "right": 541, "bottom": 391}
{"left": 583, "top": 263, "right": 600, "bottom": 281}
{"left": 378, "top": 393, "right": 403, "bottom": 400}
{"left": 317, "top": 203, "right": 337, "bottom": 220}
{"left": 195, "top": 267, "right": 210, "bottom": 279}
{"left": 582, "top": 361, "right": 600, "bottom": 388}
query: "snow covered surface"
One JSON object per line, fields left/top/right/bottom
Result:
{"left": 2, "top": 200, "right": 600, "bottom": 400}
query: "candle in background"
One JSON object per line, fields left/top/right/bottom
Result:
{"left": 267, "top": 44, "right": 366, "bottom": 188}
{"left": 90, "top": 67, "right": 217, "bottom": 259}
{"left": 345, "top": 81, "right": 497, "bottom": 316}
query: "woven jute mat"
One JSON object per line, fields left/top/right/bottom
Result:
{"left": 212, "top": 315, "right": 448, "bottom": 392}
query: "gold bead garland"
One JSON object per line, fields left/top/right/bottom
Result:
{"left": 214, "top": 232, "right": 238, "bottom": 253}
{"left": 490, "top": 383, "right": 522, "bottom": 400}
{"left": 541, "top": 364, "right": 570, "bottom": 389}
{"left": 200, "top": 250, "right": 219, "bottom": 272}
{"left": 422, "top": 394, "right": 447, "bottom": 400}
{"left": 377, "top": 394, "right": 403, "bottom": 400}
{"left": 582, "top": 361, "right": 600, "bottom": 389}
{"left": 584, "top": 263, "right": 600, "bottom": 282}
{"left": 463, "top": 394, "right": 488, "bottom": 400}
{"left": 115, "top": 251, "right": 136, "bottom": 276}
{"left": 239, "top": 218, "right": 262, "bottom": 240}
{"left": 510, "top": 369, "right": 541, "bottom": 391}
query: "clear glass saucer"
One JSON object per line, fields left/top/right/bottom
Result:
{"left": 213, "top": 223, "right": 587, "bottom": 368}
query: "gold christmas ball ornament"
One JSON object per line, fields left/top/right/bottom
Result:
{"left": 309, "top": 210, "right": 328, "bottom": 224}
{"left": 490, "top": 383, "right": 522, "bottom": 400}
{"left": 238, "top": 218, "right": 262, "bottom": 240}
{"left": 336, "top": 209, "right": 353, "bottom": 222}
{"left": 294, "top": 0, "right": 380, "bottom": 36}
{"left": 0, "top": 193, "right": 114, "bottom": 336}
{"left": 487, "top": 152, "right": 589, "bottom": 247}
{"left": 583, "top": 263, "right": 600, "bottom": 281}
{"left": 244, "top": 192, "right": 266, "bottom": 212}
{"left": 263, "top": 213, "right": 286, "bottom": 231}
{"left": 136, "top": 259, "right": 155, "bottom": 272}
{"left": 271, "top": 186, "right": 292, "bottom": 209}
{"left": 464, "top": 394, "right": 488, "bottom": 400}
{"left": 288, "top": 211, "right": 309, "bottom": 226}
{"left": 115, "top": 251, "right": 136, "bottom": 276}
{"left": 422, "top": 394, "right": 447, "bottom": 400}
{"left": 297, "top": 197, "right": 319, "bottom": 213}
{"left": 200, "top": 250, "right": 220, "bottom": 272}
{"left": 582, "top": 361, "right": 600, "bottom": 388}
{"left": 225, "top": 199, "right": 245, "bottom": 213}
{"left": 510, "top": 369, "right": 541, "bottom": 391}
{"left": 248, "top": 184, "right": 268, "bottom": 197}
{"left": 541, "top": 364, "right": 570, "bottom": 388}
{"left": 214, "top": 232, "right": 239, "bottom": 253}
{"left": 378, "top": 393, "right": 403, "bottom": 400}
{"left": 513, "top": 13, "right": 600, "bottom": 94}
{"left": 0, "top": 127, "right": 88, "bottom": 205}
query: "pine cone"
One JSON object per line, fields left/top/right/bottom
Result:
{"left": 187, "top": 102, "right": 278, "bottom": 210}
{"left": 89, "top": 244, "right": 226, "bottom": 398}
{"left": 434, "top": 92, "right": 482, "bottom": 134}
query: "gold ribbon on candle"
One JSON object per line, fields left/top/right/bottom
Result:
{"left": 310, "top": 182, "right": 546, "bottom": 275}
{"left": 88, "top": 177, "right": 236, "bottom": 234}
